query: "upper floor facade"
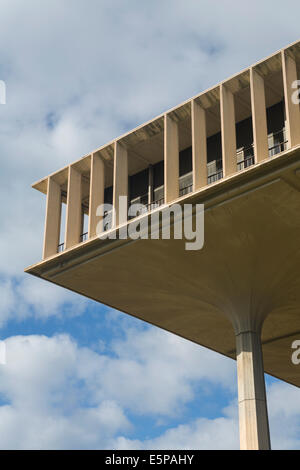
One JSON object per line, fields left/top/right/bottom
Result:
{"left": 33, "top": 39, "right": 300, "bottom": 260}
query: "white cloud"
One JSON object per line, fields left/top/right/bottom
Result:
{"left": 0, "top": 328, "right": 298, "bottom": 449}
{"left": 99, "top": 325, "right": 236, "bottom": 416}
{"left": 0, "top": 334, "right": 130, "bottom": 449}
{"left": 114, "top": 416, "right": 239, "bottom": 450}
{"left": 0, "top": 329, "right": 236, "bottom": 449}
{"left": 0, "top": 0, "right": 299, "bottom": 450}
{"left": 0, "top": 280, "right": 15, "bottom": 325}
{"left": 267, "top": 381, "right": 300, "bottom": 449}
{"left": 0, "top": 0, "right": 299, "bottom": 290}
{"left": 0, "top": 276, "right": 87, "bottom": 326}
{"left": 0, "top": 0, "right": 299, "bottom": 278}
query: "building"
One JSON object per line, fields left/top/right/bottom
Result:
{"left": 25, "top": 39, "right": 300, "bottom": 450}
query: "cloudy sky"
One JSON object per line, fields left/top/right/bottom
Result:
{"left": 0, "top": 0, "right": 299, "bottom": 450}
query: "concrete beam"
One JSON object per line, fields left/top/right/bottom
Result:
{"left": 250, "top": 68, "right": 269, "bottom": 163}
{"left": 220, "top": 84, "right": 237, "bottom": 177}
{"left": 192, "top": 100, "right": 207, "bottom": 190}
{"left": 282, "top": 50, "right": 300, "bottom": 148}
{"left": 42, "top": 177, "right": 61, "bottom": 259}
{"left": 164, "top": 114, "right": 179, "bottom": 203}
{"left": 236, "top": 330, "right": 271, "bottom": 450}
{"left": 65, "top": 166, "right": 82, "bottom": 249}
{"left": 113, "top": 141, "right": 128, "bottom": 226}
{"left": 88, "top": 153, "right": 105, "bottom": 238}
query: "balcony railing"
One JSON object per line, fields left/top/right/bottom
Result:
{"left": 58, "top": 242, "right": 64, "bottom": 253}
{"left": 237, "top": 144, "right": 255, "bottom": 171}
{"left": 207, "top": 158, "right": 223, "bottom": 185}
{"left": 128, "top": 193, "right": 149, "bottom": 219}
{"left": 237, "top": 155, "right": 255, "bottom": 171}
{"left": 208, "top": 170, "right": 223, "bottom": 184}
{"left": 54, "top": 133, "right": 289, "bottom": 251}
{"left": 179, "top": 183, "right": 193, "bottom": 196}
{"left": 268, "top": 129, "right": 288, "bottom": 157}
{"left": 103, "top": 210, "right": 113, "bottom": 232}
{"left": 179, "top": 171, "right": 193, "bottom": 197}
{"left": 146, "top": 197, "right": 165, "bottom": 211}
{"left": 103, "top": 222, "right": 111, "bottom": 232}
{"left": 80, "top": 232, "right": 88, "bottom": 242}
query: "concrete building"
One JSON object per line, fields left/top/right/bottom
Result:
{"left": 25, "top": 40, "right": 300, "bottom": 450}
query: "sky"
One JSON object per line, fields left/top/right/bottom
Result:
{"left": 0, "top": 0, "right": 299, "bottom": 450}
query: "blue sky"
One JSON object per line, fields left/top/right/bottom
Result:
{"left": 0, "top": 0, "right": 299, "bottom": 449}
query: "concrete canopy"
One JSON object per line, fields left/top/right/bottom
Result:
{"left": 26, "top": 145, "right": 300, "bottom": 389}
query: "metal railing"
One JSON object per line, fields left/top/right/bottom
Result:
{"left": 53, "top": 132, "right": 291, "bottom": 253}
{"left": 237, "top": 155, "right": 255, "bottom": 171}
{"left": 103, "top": 222, "right": 111, "bottom": 232}
{"left": 128, "top": 194, "right": 149, "bottom": 219}
{"left": 237, "top": 144, "right": 255, "bottom": 171}
{"left": 207, "top": 158, "right": 223, "bottom": 185}
{"left": 80, "top": 232, "right": 88, "bottom": 242}
{"left": 268, "top": 130, "right": 288, "bottom": 157}
{"left": 146, "top": 197, "right": 165, "bottom": 211}
{"left": 207, "top": 169, "right": 223, "bottom": 184}
{"left": 103, "top": 210, "right": 113, "bottom": 232}
{"left": 57, "top": 242, "right": 64, "bottom": 253}
{"left": 179, "top": 183, "right": 193, "bottom": 196}
{"left": 129, "top": 197, "right": 165, "bottom": 217}
{"left": 128, "top": 206, "right": 148, "bottom": 219}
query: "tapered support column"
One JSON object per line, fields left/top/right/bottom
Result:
{"left": 113, "top": 142, "right": 128, "bottom": 227}
{"left": 236, "top": 329, "right": 271, "bottom": 450}
{"left": 282, "top": 50, "right": 300, "bottom": 148}
{"left": 65, "top": 166, "right": 82, "bottom": 249}
{"left": 164, "top": 114, "right": 179, "bottom": 204}
{"left": 192, "top": 100, "right": 207, "bottom": 190}
{"left": 43, "top": 177, "right": 61, "bottom": 259}
{"left": 250, "top": 68, "right": 269, "bottom": 163}
{"left": 220, "top": 84, "right": 237, "bottom": 177}
{"left": 88, "top": 153, "right": 105, "bottom": 238}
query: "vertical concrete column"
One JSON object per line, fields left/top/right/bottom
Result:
{"left": 42, "top": 177, "right": 61, "bottom": 259}
{"left": 164, "top": 114, "right": 179, "bottom": 203}
{"left": 65, "top": 166, "right": 82, "bottom": 249}
{"left": 113, "top": 141, "right": 128, "bottom": 227}
{"left": 192, "top": 100, "right": 207, "bottom": 190}
{"left": 220, "top": 84, "right": 237, "bottom": 177}
{"left": 88, "top": 153, "right": 105, "bottom": 238}
{"left": 282, "top": 50, "right": 300, "bottom": 148}
{"left": 236, "top": 329, "right": 271, "bottom": 450}
{"left": 250, "top": 68, "right": 269, "bottom": 163}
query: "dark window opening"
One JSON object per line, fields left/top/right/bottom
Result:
{"left": 236, "top": 116, "right": 254, "bottom": 171}
{"left": 179, "top": 146, "right": 193, "bottom": 196}
{"left": 207, "top": 132, "right": 223, "bottom": 183}
{"left": 267, "top": 100, "right": 288, "bottom": 157}
{"left": 153, "top": 160, "right": 164, "bottom": 206}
